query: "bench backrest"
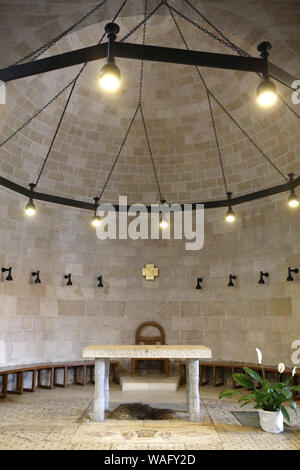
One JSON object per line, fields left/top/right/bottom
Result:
{"left": 135, "top": 321, "right": 166, "bottom": 345}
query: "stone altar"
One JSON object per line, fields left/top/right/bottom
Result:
{"left": 82, "top": 345, "right": 212, "bottom": 422}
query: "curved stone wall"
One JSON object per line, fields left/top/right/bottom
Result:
{"left": 0, "top": 186, "right": 299, "bottom": 367}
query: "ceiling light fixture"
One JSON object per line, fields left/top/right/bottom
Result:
{"left": 225, "top": 192, "right": 236, "bottom": 223}
{"left": 99, "top": 23, "right": 121, "bottom": 92}
{"left": 91, "top": 197, "right": 101, "bottom": 228}
{"left": 25, "top": 183, "right": 36, "bottom": 216}
{"left": 287, "top": 173, "right": 299, "bottom": 208}
{"left": 159, "top": 200, "right": 169, "bottom": 229}
{"left": 256, "top": 42, "right": 277, "bottom": 107}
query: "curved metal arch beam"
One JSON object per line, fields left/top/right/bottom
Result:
{"left": 0, "top": 174, "right": 298, "bottom": 212}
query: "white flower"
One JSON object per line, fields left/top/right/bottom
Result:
{"left": 278, "top": 363, "right": 285, "bottom": 374}
{"left": 256, "top": 348, "right": 262, "bottom": 364}
{"left": 292, "top": 367, "right": 297, "bottom": 377}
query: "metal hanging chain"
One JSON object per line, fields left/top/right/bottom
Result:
{"left": 35, "top": 80, "right": 76, "bottom": 187}
{"left": 0, "top": 1, "right": 163, "bottom": 153}
{"left": 139, "top": 104, "right": 164, "bottom": 202}
{"left": 167, "top": 2, "right": 288, "bottom": 182}
{"left": 33, "top": 0, "right": 129, "bottom": 187}
{"left": 138, "top": 0, "right": 164, "bottom": 202}
{"left": 168, "top": 0, "right": 300, "bottom": 120}
{"left": 13, "top": 0, "right": 109, "bottom": 66}
{"left": 97, "top": 0, "right": 165, "bottom": 203}
{"left": 120, "top": 1, "right": 164, "bottom": 43}
{"left": 138, "top": 0, "right": 147, "bottom": 105}
{"left": 97, "top": 104, "right": 140, "bottom": 201}
{"left": 167, "top": 3, "right": 229, "bottom": 195}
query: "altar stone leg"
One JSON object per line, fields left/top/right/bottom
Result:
{"left": 186, "top": 359, "right": 200, "bottom": 422}
{"left": 104, "top": 359, "right": 110, "bottom": 410}
{"left": 93, "top": 358, "right": 105, "bottom": 422}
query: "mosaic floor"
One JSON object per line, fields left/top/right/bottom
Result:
{"left": 0, "top": 384, "right": 299, "bottom": 450}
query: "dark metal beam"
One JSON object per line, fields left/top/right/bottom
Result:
{"left": 114, "top": 43, "right": 263, "bottom": 73}
{"left": 0, "top": 41, "right": 264, "bottom": 82}
{"left": 0, "top": 174, "right": 298, "bottom": 211}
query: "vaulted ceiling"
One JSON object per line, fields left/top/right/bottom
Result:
{"left": 0, "top": 0, "right": 299, "bottom": 205}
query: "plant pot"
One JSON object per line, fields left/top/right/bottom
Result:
{"left": 258, "top": 409, "right": 284, "bottom": 433}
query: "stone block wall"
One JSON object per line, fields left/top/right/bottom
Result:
{"left": 0, "top": 187, "right": 299, "bottom": 368}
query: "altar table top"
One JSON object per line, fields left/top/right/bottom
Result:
{"left": 82, "top": 344, "right": 212, "bottom": 359}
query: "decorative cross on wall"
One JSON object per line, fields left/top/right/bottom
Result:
{"left": 142, "top": 264, "right": 159, "bottom": 281}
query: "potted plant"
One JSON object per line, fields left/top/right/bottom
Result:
{"left": 219, "top": 348, "right": 300, "bottom": 433}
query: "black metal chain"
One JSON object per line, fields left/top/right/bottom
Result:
{"left": 12, "top": 0, "right": 109, "bottom": 66}
{"left": 166, "top": 1, "right": 288, "bottom": 183}
{"left": 32, "top": 0, "right": 129, "bottom": 188}
{"left": 120, "top": 1, "right": 164, "bottom": 43}
{"left": 35, "top": 80, "right": 76, "bottom": 187}
{"left": 169, "top": 0, "right": 300, "bottom": 120}
{"left": 97, "top": 104, "right": 140, "bottom": 201}
{"left": 97, "top": 0, "right": 165, "bottom": 203}
{"left": 138, "top": 0, "right": 147, "bottom": 105}
{"left": 0, "top": 1, "right": 163, "bottom": 153}
{"left": 167, "top": 3, "right": 229, "bottom": 195}
{"left": 0, "top": 72, "right": 81, "bottom": 150}
{"left": 138, "top": 0, "right": 164, "bottom": 202}
{"left": 139, "top": 104, "right": 164, "bottom": 202}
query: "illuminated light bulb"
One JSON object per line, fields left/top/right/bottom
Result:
{"left": 225, "top": 207, "right": 236, "bottom": 223}
{"left": 25, "top": 199, "right": 36, "bottom": 216}
{"left": 160, "top": 219, "right": 168, "bottom": 229}
{"left": 288, "top": 191, "right": 299, "bottom": 208}
{"left": 91, "top": 215, "right": 101, "bottom": 228}
{"left": 99, "top": 62, "right": 121, "bottom": 92}
{"left": 257, "top": 78, "right": 277, "bottom": 107}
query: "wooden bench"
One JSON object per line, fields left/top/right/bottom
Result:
{"left": 179, "top": 361, "right": 300, "bottom": 401}
{"left": 0, "top": 360, "right": 120, "bottom": 399}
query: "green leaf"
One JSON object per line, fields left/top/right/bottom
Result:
{"left": 219, "top": 389, "right": 241, "bottom": 399}
{"left": 232, "top": 373, "right": 255, "bottom": 388}
{"left": 290, "top": 401, "right": 298, "bottom": 415}
{"left": 243, "top": 367, "right": 263, "bottom": 385}
{"left": 291, "top": 384, "right": 300, "bottom": 392}
{"left": 280, "top": 405, "right": 290, "bottom": 424}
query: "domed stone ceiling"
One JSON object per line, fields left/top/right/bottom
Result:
{"left": 0, "top": 0, "right": 299, "bottom": 206}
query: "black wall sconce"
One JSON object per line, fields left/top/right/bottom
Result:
{"left": 32, "top": 271, "right": 41, "bottom": 284}
{"left": 1, "top": 267, "right": 13, "bottom": 281}
{"left": 287, "top": 267, "right": 299, "bottom": 282}
{"left": 228, "top": 274, "right": 236, "bottom": 287}
{"left": 196, "top": 277, "right": 203, "bottom": 290}
{"left": 64, "top": 273, "right": 72, "bottom": 286}
{"left": 258, "top": 271, "right": 269, "bottom": 284}
{"left": 97, "top": 276, "right": 103, "bottom": 288}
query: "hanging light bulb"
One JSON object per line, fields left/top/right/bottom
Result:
{"left": 25, "top": 183, "right": 36, "bottom": 216}
{"left": 99, "top": 62, "right": 121, "bottom": 92}
{"left": 225, "top": 207, "right": 236, "bottom": 223}
{"left": 25, "top": 198, "right": 36, "bottom": 216}
{"left": 91, "top": 197, "right": 101, "bottom": 228}
{"left": 159, "top": 199, "right": 168, "bottom": 229}
{"left": 287, "top": 173, "right": 299, "bottom": 208}
{"left": 159, "top": 216, "right": 168, "bottom": 229}
{"left": 288, "top": 191, "right": 299, "bottom": 208}
{"left": 99, "top": 23, "right": 121, "bottom": 93}
{"left": 91, "top": 214, "right": 101, "bottom": 227}
{"left": 225, "top": 192, "right": 236, "bottom": 223}
{"left": 256, "top": 42, "right": 277, "bottom": 107}
{"left": 257, "top": 78, "right": 277, "bottom": 107}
